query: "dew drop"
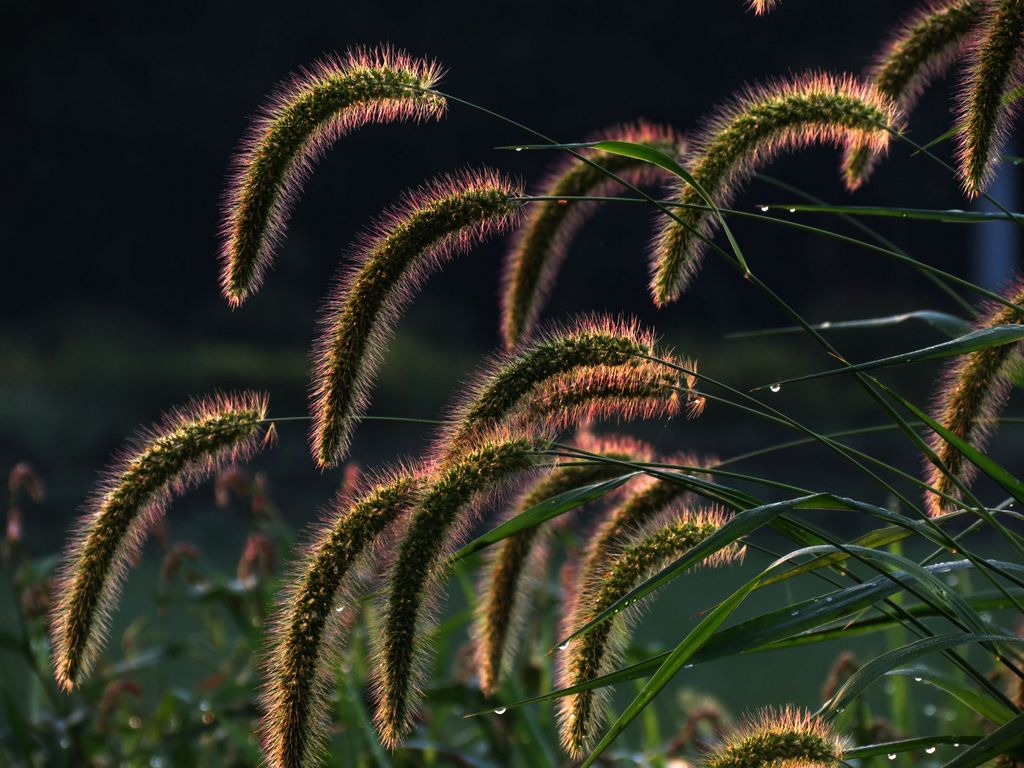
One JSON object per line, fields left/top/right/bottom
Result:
{"left": 790, "top": 609, "right": 799, "bottom": 616}
{"left": 825, "top": 596, "right": 833, "bottom": 602}
{"left": 684, "top": 663, "right": 694, "bottom": 669}
{"left": 887, "top": 754, "right": 897, "bottom": 761}
{"left": 759, "top": 205, "right": 770, "bottom": 212}
{"left": 914, "top": 676, "right": 922, "bottom": 682}
{"left": 788, "top": 208, "right": 797, "bottom": 213}
{"left": 515, "top": 147, "right": 523, "bottom": 152}
{"left": 335, "top": 605, "right": 345, "bottom": 613}
{"left": 559, "top": 642, "right": 570, "bottom": 651}
{"left": 557, "top": 199, "right": 568, "bottom": 204}
{"left": 493, "top": 707, "right": 507, "bottom": 715}
{"left": 954, "top": 743, "right": 960, "bottom": 748}
{"left": 925, "top": 747, "right": 936, "bottom": 754}
{"left": 770, "top": 383, "right": 782, "bottom": 393}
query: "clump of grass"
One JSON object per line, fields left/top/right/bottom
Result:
{"left": 440, "top": 315, "right": 669, "bottom": 452}
{"left": 310, "top": 168, "right": 523, "bottom": 468}
{"left": 954, "top": 0, "right": 1024, "bottom": 196}
{"left": 500, "top": 122, "right": 686, "bottom": 349}
{"left": 219, "top": 46, "right": 446, "bottom": 306}
{"left": 371, "top": 433, "right": 544, "bottom": 748}
{"left": 473, "top": 432, "right": 653, "bottom": 696}
{"left": 51, "top": 392, "right": 271, "bottom": 691}
{"left": 557, "top": 507, "right": 742, "bottom": 758}
{"left": 261, "top": 470, "right": 423, "bottom": 768}
{"left": 651, "top": 73, "right": 900, "bottom": 304}
{"left": 843, "top": 0, "right": 982, "bottom": 189}
{"left": 701, "top": 706, "right": 846, "bottom": 768}
{"left": 925, "top": 277, "right": 1024, "bottom": 515}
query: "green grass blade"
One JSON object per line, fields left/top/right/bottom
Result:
{"left": 726, "top": 310, "right": 971, "bottom": 340}
{"left": 887, "top": 667, "right": 1017, "bottom": 725}
{"left": 940, "top": 714, "right": 1024, "bottom": 768}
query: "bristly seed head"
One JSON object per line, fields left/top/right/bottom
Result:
{"left": 500, "top": 122, "right": 686, "bottom": 349}
{"left": 310, "top": 168, "right": 524, "bottom": 468}
{"left": 748, "top": 0, "right": 779, "bottom": 13}
{"left": 473, "top": 432, "right": 654, "bottom": 696}
{"left": 51, "top": 392, "right": 270, "bottom": 692}
{"left": 440, "top": 315, "right": 666, "bottom": 454}
{"left": 650, "top": 72, "right": 901, "bottom": 305}
{"left": 557, "top": 507, "right": 742, "bottom": 758}
{"left": 844, "top": 0, "right": 983, "bottom": 189}
{"left": 954, "top": 0, "right": 1024, "bottom": 196}
{"left": 372, "top": 434, "right": 544, "bottom": 748}
{"left": 925, "top": 278, "right": 1024, "bottom": 516}
{"left": 260, "top": 470, "right": 423, "bottom": 768}
{"left": 220, "top": 46, "right": 447, "bottom": 306}
{"left": 702, "top": 706, "right": 846, "bottom": 768}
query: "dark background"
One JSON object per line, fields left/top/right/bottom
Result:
{"left": 5, "top": 0, "right": 1020, "bottom": 552}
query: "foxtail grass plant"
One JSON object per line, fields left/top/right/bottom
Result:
{"left": 955, "top": 0, "right": 1024, "bottom": 196}
{"left": 925, "top": 277, "right": 1024, "bottom": 515}
{"left": 260, "top": 470, "right": 422, "bottom": 768}
{"left": 219, "top": 47, "right": 446, "bottom": 306}
{"left": 843, "top": 0, "right": 983, "bottom": 189}
{"left": 557, "top": 507, "right": 742, "bottom": 758}
{"left": 702, "top": 706, "right": 846, "bottom": 768}
{"left": 500, "top": 122, "right": 685, "bottom": 349}
{"left": 51, "top": 392, "right": 271, "bottom": 691}
{"left": 310, "top": 168, "right": 523, "bottom": 467}
{"left": 473, "top": 431, "right": 653, "bottom": 696}
{"left": 651, "top": 73, "right": 900, "bottom": 304}
{"left": 44, "top": 20, "right": 1024, "bottom": 768}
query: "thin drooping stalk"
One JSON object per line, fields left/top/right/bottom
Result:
{"left": 926, "top": 278, "right": 1024, "bottom": 516}
{"left": 500, "top": 122, "right": 685, "bottom": 349}
{"left": 651, "top": 72, "right": 901, "bottom": 304}
{"left": 474, "top": 432, "right": 653, "bottom": 696}
{"left": 310, "top": 168, "right": 523, "bottom": 467}
{"left": 260, "top": 471, "right": 423, "bottom": 768}
{"left": 557, "top": 508, "right": 742, "bottom": 758}
{"left": 955, "top": 0, "right": 1024, "bottom": 196}
{"left": 52, "top": 392, "right": 270, "bottom": 691}
{"left": 844, "top": 0, "right": 983, "bottom": 189}
{"left": 220, "top": 47, "right": 446, "bottom": 305}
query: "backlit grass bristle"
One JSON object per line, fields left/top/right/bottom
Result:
{"left": 702, "top": 706, "right": 846, "bottom": 768}
{"left": 651, "top": 73, "right": 900, "bottom": 304}
{"left": 310, "top": 168, "right": 524, "bottom": 468}
{"left": 924, "top": 278, "right": 1024, "bottom": 516}
{"left": 507, "top": 360, "right": 696, "bottom": 437}
{"left": 441, "top": 315, "right": 661, "bottom": 453}
{"left": 954, "top": 0, "right": 1024, "bottom": 196}
{"left": 474, "top": 433, "right": 653, "bottom": 696}
{"left": 557, "top": 507, "right": 741, "bottom": 758}
{"left": 260, "top": 470, "right": 423, "bottom": 768}
{"left": 372, "top": 433, "right": 544, "bottom": 748}
{"left": 748, "top": 0, "right": 778, "bottom": 13}
{"left": 219, "top": 46, "right": 446, "bottom": 306}
{"left": 51, "top": 392, "right": 270, "bottom": 692}
{"left": 843, "top": 0, "right": 982, "bottom": 189}
{"left": 500, "top": 122, "right": 686, "bottom": 349}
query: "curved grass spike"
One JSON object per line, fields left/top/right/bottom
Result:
{"left": 701, "top": 706, "right": 846, "bottom": 768}
{"left": 557, "top": 507, "right": 742, "bottom": 758}
{"left": 441, "top": 315, "right": 664, "bottom": 453}
{"left": 505, "top": 361, "right": 696, "bottom": 436}
{"left": 955, "top": 0, "right": 1024, "bottom": 196}
{"left": 474, "top": 432, "right": 654, "bottom": 696}
{"left": 925, "top": 277, "right": 1024, "bottom": 516}
{"left": 220, "top": 46, "right": 446, "bottom": 306}
{"left": 843, "top": 0, "right": 983, "bottom": 189}
{"left": 372, "top": 433, "right": 544, "bottom": 748}
{"left": 310, "top": 168, "right": 524, "bottom": 468}
{"left": 572, "top": 452, "right": 710, "bottom": 596}
{"left": 500, "top": 123, "right": 686, "bottom": 349}
{"left": 260, "top": 469, "right": 423, "bottom": 768}
{"left": 51, "top": 392, "right": 270, "bottom": 691}
{"left": 651, "top": 73, "right": 901, "bottom": 304}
